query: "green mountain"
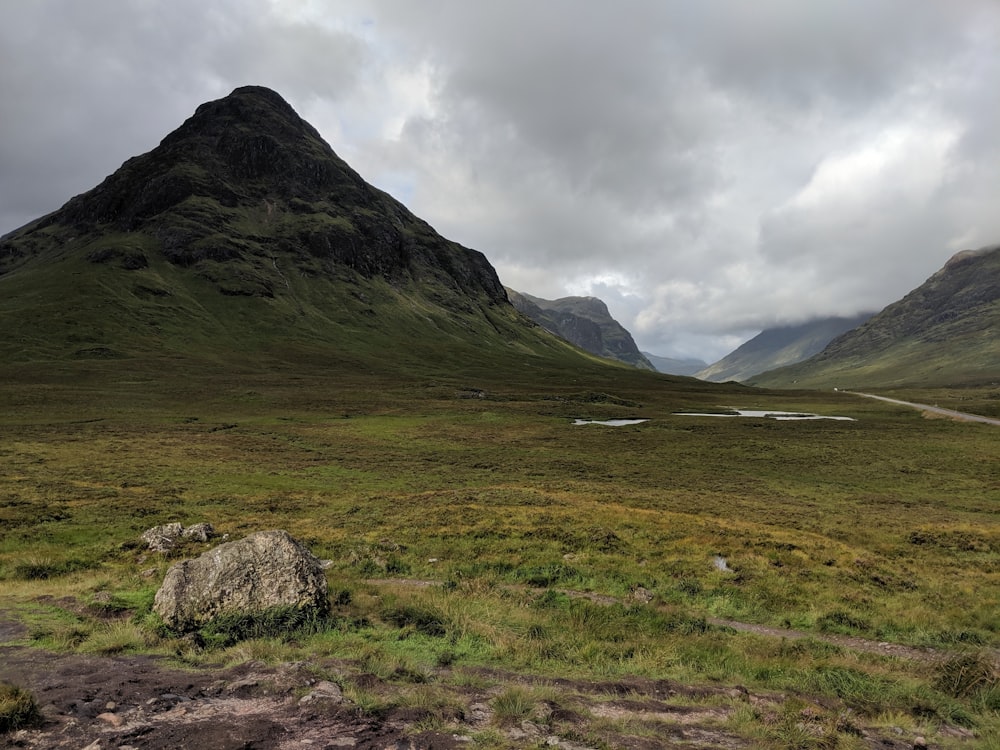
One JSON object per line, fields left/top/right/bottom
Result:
{"left": 506, "top": 290, "right": 654, "bottom": 370}
{"left": 695, "top": 313, "right": 874, "bottom": 383}
{"left": 751, "top": 245, "right": 1000, "bottom": 388}
{"left": 0, "top": 86, "right": 640, "bottom": 391}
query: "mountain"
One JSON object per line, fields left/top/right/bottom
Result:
{"left": 750, "top": 246, "right": 1000, "bottom": 388}
{"left": 0, "top": 86, "right": 614, "bottom": 384}
{"left": 696, "top": 313, "right": 874, "bottom": 383}
{"left": 642, "top": 352, "right": 707, "bottom": 376}
{"left": 507, "top": 290, "right": 655, "bottom": 370}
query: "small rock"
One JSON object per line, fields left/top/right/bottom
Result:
{"left": 913, "top": 737, "right": 927, "bottom": 750}
{"left": 81, "top": 741, "right": 102, "bottom": 750}
{"left": 105, "top": 700, "right": 116, "bottom": 710}
{"left": 140, "top": 567, "right": 158, "bottom": 578}
{"left": 181, "top": 522, "right": 215, "bottom": 543}
{"left": 631, "top": 586, "right": 653, "bottom": 603}
{"left": 141, "top": 523, "right": 183, "bottom": 553}
{"left": 299, "top": 680, "right": 343, "bottom": 705}
{"left": 227, "top": 678, "right": 259, "bottom": 694}
{"left": 96, "top": 711, "right": 123, "bottom": 728}
{"left": 92, "top": 591, "right": 112, "bottom": 604}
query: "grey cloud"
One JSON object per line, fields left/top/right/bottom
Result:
{"left": 3, "top": 0, "right": 999, "bottom": 361}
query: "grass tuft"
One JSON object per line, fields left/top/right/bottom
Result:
{"left": 0, "top": 683, "right": 41, "bottom": 733}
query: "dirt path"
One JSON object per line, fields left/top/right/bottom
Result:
{"left": 0, "top": 602, "right": 982, "bottom": 750}
{"left": 373, "top": 578, "right": 998, "bottom": 666}
{"left": 848, "top": 392, "right": 1000, "bottom": 426}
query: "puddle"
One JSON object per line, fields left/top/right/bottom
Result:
{"left": 676, "top": 409, "right": 854, "bottom": 421}
{"left": 572, "top": 418, "right": 650, "bottom": 426}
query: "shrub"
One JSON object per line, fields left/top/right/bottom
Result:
{"left": 196, "top": 605, "right": 334, "bottom": 649}
{"left": 933, "top": 652, "right": 999, "bottom": 699}
{"left": 381, "top": 603, "right": 447, "bottom": 637}
{"left": 491, "top": 687, "right": 535, "bottom": 725}
{"left": 0, "top": 683, "right": 41, "bottom": 733}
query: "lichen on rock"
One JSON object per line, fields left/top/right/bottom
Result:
{"left": 153, "top": 529, "right": 328, "bottom": 631}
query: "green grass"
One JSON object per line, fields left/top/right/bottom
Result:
{"left": 0, "top": 363, "right": 997, "bottom": 746}
{"left": 0, "top": 683, "right": 41, "bottom": 733}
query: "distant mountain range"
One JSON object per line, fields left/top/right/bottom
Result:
{"left": 507, "top": 290, "right": 655, "bottom": 370}
{"left": 641, "top": 352, "right": 707, "bottom": 376}
{"left": 3, "top": 85, "right": 995, "bottom": 392}
{"left": 695, "top": 313, "right": 875, "bottom": 383}
{"left": 751, "top": 245, "right": 1000, "bottom": 388}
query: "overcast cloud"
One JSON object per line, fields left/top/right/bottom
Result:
{"left": 2, "top": 0, "right": 999, "bottom": 361}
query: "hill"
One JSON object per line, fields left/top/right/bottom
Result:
{"left": 751, "top": 245, "right": 1000, "bottom": 388}
{"left": 507, "top": 289, "right": 654, "bottom": 370}
{"left": 0, "top": 86, "right": 647, "bottom": 394}
{"left": 642, "top": 351, "right": 707, "bottom": 376}
{"left": 695, "top": 313, "right": 874, "bottom": 383}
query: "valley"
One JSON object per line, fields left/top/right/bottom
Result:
{"left": 0, "top": 86, "right": 997, "bottom": 749}
{"left": 1, "top": 373, "right": 997, "bottom": 748}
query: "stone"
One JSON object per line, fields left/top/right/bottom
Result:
{"left": 298, "top": 680, "right": 343, "bottom": 705}
{"left": 141, "top": 522, "right": 183, "bottom": 553}
{"left": 153, "top": 530, "right": 328, "bottom": 631}
{"left": 96, "top": 711, "right": 123, "bottom": 727}
{"left": 631, "top": 586, "right": 653, "bottom": 603}
{"left": 181, "top": 522, "right": 215, "bottom": 542}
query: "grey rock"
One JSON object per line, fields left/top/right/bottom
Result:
{"left": 299, "top": 680, "right": 343, "bottom": 705}
{"left": 141, "top": 522, "right": 183, "bottom": 552}
{"left": 180, "top": 522, "right": 215, "bottom": 542}
{"left": 153, "top": 530, "right": 328, "bottom": 631}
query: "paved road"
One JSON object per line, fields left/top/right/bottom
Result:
{"left": 848, "top": 392, "right": 1000, "bottom": 426}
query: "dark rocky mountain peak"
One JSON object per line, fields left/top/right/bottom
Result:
{"left": 5, "top": 86, "right": 505, "bottom": 303}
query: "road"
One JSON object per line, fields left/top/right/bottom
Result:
{"left": 848, "top": 391, "right": 1000, "bottom": 426}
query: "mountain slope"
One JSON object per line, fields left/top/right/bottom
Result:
{"left": 695, "top": 313, "right": 874, "bottom": 383}
{"left": 642, "top": 351, "right": 707, "bottom": 376}
{"left": 507, "top": 290, "right": 654, "bottom": 370}
{"left": 751, "top": 246, "right": 1000, "bottom": 388}
{"left": 0, "top": 86, "right": 621, "bottom": 385}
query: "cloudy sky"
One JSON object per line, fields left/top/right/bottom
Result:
{"left": 3, "top": 0, "right": 999, "bottom": 361}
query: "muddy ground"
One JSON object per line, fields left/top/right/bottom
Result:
{"left": 0, "top": 607, "right": 980, "bottom": 749}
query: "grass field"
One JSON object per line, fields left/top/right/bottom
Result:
{"left": 1, "top": 367, "right": 997, "bottom": 747}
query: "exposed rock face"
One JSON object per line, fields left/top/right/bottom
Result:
{"left": 153, "top": 530, "right": 328, "bottom": 631}
{"left": 4, "top": 86, "right": 506, "bottom": 303}
{"left": 507, "top": 289, "right": 654, "bottom": 370}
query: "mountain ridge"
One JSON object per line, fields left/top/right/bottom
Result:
{"left": 507, "top": 289, "right": 654, "bottom": 370}
{"left": 696, "top": 313, "right": 874, "bottom": 383}
{"left": 751, "top": 245, "right": 1000, "bottom": 388}
{"left": 0, "top": 86, "right": 625, "bottom": 384}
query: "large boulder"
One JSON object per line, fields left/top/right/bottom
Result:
{"left": 153, "top": 530, "right": 328, "bottom": 631}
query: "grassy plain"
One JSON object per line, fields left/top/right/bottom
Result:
{"left": 1, "top": 364, "right": 998, "bottom": 747}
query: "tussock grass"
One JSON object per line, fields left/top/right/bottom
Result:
{"left": 0, "top": 683, "right": 41, "bottom": 733}
{"left": 1, "top": 369, "right": 998, "bottom": 745}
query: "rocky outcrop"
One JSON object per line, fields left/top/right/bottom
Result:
{"left": 507, "top": 289, "right": 654, "bottom": 370}
{"left": 140, "top": 522, "right": 217, "bottom": 553}
{"left": 153, "top": 530, "right": 328, "bottom": 631}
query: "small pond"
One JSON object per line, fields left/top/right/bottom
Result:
{"left": 572, "top": 418, "right": 650, "bottom": 426}
{"left": 676, "top": 409, "right": 854, "bottom": 421}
